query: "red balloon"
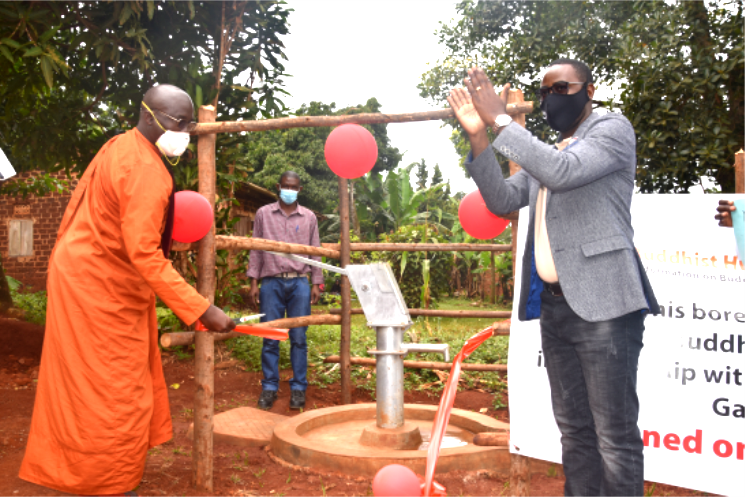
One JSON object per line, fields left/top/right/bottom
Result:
{"left": 458, "top": 190, "right": 510, "bottom": 240}
{"left": 173, "top": 191, "right": 214, "bottom": 243}
{"left": 372, "top": 464, "right": 421, "bottom": 497}
{"left": 324, "top": 123, "right": 378, "bottom": 179}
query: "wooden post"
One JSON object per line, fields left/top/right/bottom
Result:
{"left": 323, "top": 355, "right": 509, "bottom": 372}
{"left": 320, "top": 241, "right": 513, "bottom": 253}
{"left": 736, "top": 149, "right": 744, "bottom": 194}
{"left": 194, "top": 105, "right": 217, "bottom": 492}
{"left": 510, "top": 451, "right": 531, "bottom": 496}
{"left": 507, "top": 89, "right": 525, "bottom": 278}
{"left": 490, "top": 251, "right": 496, "bottom": 304}
{"left": 338, "top": 177, "right": 352, "bottom": 405}
{"left": 329, "top": 308, "right": 511, "bottom": 319}
{"left": 506, "top": 88, "right": 531, "bottom": 497}
{"left": 160, "top": 314, "right": 343, "bottom": 348}
{"left": 190, "top": 103, "right": 533, "bottom": 135}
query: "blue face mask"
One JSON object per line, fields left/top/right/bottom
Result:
{"left": 279, "top": 189, "right": 298, "bottom": 205}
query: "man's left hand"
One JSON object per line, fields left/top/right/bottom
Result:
{"left": 716, "top": 200, "right": 735, "bottom": 227}
{"left": 465, "top": 66, "right": 510, "bottom": 128}
{"left": 311, "top": 284, "right": 321, "bottom": 305}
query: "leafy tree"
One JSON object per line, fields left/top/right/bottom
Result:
{"left": 376, "top": 164, "right": 448, "bottom": 232}
{"left": 247, "top": 98, "right": 403, "bottom": 215}
{"left": 416, "top": 164, "right": 453, "bottom": 225}
{"left": 0, "top": 1, "right": 291, "bottom": 195}
{"left": 415, "top": 159, "right": 429, "bottom": 190}
{"left": 329, "top": 164, "right": 451, "bottom": 243}
{"left": 448, "top": 217, "right": 512, "bottom": 299}
{"left": 431, "top": 164, "right": 444, "bottom": 187}
{"left": 342, "top": 172, "right": 391, "bottom": 241}
{"left": 373, "top": 225, "right": 454, "bottom": 309}
{"left": 420, "top": 0, "right": 743, "bottom": 193}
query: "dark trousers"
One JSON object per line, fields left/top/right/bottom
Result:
{"left": 259, "top": 277, "right": 310, "bottom": 392}
{"left": 540, "top": 290, "right": 645, "bottom": 496}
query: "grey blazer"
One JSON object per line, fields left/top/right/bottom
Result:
{"left": 466, "top": 112, "right": 658, "bottom": 322}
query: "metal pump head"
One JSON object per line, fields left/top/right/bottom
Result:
{"left": 267, "top": 252, "right": 412, "bottom": 328}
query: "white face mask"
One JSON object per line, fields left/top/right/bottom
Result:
{"left": 156, "top": 130, "right": 190, "bottom": 157}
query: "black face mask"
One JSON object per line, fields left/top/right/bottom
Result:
{"left": 540, "top": 85, "right": 589, "bottom": 134}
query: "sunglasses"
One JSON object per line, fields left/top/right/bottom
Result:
{"left": 152, "top": 108, "right": 196, "bottom": 132}
{"left": 539, "top": 81, "right": 587, "bottom": 101}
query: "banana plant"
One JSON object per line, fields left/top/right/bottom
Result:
{"left": 354, "top": 165, "right": 452, "bottom": 234}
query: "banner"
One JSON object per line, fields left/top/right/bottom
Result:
{"left": 0, "top": 147, "right": 16, "bottom": 181}
{"left": 508, "top": 194, "right": 745, "bottom": 496}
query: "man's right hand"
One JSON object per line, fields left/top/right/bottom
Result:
{"left": 716, "top": 200, "right": 735, "bottom": 228}
{"left": 198, "top": 305, "right": 236, "bottom": 333}
{"left": 448, "top": 87, "right": 487, "bottom": 136}
{"left": 248, "top": 281, "right": 260, "bottom": 311}
{"left": 447, "top": 87, "right": 490, "bottom": 158}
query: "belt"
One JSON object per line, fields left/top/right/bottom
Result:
{"left": 273, "top": 272, "right": 304, "bottom": 279}
{"left": 544, "top": 282, "right": 563, "bottom": 296}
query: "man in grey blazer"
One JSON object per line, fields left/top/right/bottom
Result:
{"left": 448, "top": 59, "right": 659, "bottom": 496}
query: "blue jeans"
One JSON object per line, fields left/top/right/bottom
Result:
{"left": 259, "top": 277, "right": 311, "bottom": 392}
{"left": 540, "top": 290, "right": 645, "bottom": 496}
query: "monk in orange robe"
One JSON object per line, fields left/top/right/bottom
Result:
{"left": 19, "top": 85, "right": 234, "bottom": 495}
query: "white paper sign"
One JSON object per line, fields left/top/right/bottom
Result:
{"left": 508, "top": 194, "right": 745, "bottom": 496}
{"left": 0, "top": 147, "right": 16, "bottom": 180}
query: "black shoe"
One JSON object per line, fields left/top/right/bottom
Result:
{"left": 289, "top": 390, "right": 306, "bottom": 410}
{"left": 257, "top": 390, "right": 277, "bottom": 410}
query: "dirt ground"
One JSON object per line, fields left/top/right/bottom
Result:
{"left": 0, "top": 317, "right": 711, "bottom": 497}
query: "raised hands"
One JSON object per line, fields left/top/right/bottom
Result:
{"left": 464, "top": 67, "right": 510, "bottom": 127}
{"left": 446, "top": 66, "right": 510, "bottom": 157}
{"left": 447, "top": 88, "right": 486, "bottom": 137}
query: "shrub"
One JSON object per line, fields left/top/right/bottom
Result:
{"left": 374, "top": 225, "right": 453, "bottom": 309}
{"left": 156, "top": 306, "right": 184, "bottom": 335}
{"left": 6, "top": 276, "right": 47, "bottom": 325}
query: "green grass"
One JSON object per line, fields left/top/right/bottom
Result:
{"left": 227, "top": 297, "right": 511, "bottom": 398}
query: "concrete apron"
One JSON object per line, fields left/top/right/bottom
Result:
{"left": 270, "top": 403, "right": 511, "bottom": 478}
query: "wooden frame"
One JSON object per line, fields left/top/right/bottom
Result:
{"left": 184, "top": 96, "right": 542, "bottom": 494}
{"left": 181, "top": 101, "right": 745, "bottom": 496}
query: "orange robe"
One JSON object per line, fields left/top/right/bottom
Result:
{"left": 19, "top": 128, "right": 209, "bottom": 495}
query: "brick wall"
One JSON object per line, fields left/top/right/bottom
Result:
{"left": 1, "top": 171, "right": 78, "bottom": 291}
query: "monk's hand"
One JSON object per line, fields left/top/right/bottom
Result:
{"left": 716, "top": 200, "right": 735, "bottom": 228}
{"left": 199, "top": 305, "right": 236, "bottom": 333}
{"left": 311, "top": 284, "right": 321, "bottom": 305}
{"left": 465, "top": 66, "right": 510, "bottom": 128}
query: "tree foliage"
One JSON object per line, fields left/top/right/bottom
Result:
{"left": 375, "top": 225, "right": 454, "bottom": 309}
{"left": 246, "top": 98, "right": 403, "bottom": 215}
{"left": 0, "top": 1, "right": 291, "bottom": 191}
{"left": 420, "top": 0, "right": 743, "bottom": 193}
{"left": 415, "top": 159, "right": 429, "bottom": 190}
{"left": 346, "top": 164, "right": 449, "bottom": 241}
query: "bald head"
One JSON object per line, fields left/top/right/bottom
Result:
{"left": 137, "top": 84, "right": 195, "bottom": 145}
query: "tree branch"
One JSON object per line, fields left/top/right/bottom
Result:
{"left": 72, "top": 8, "right": 139, "bottom": 57}
{"left": 212, "top": 1, "right": 248, "bottom": 110}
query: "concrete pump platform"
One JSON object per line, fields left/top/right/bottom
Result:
{"left": 269, "top": 403, "right": 510, "bottom": 478}
{"left": 186, "top": 406, "right": 288, "bottom": 447}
